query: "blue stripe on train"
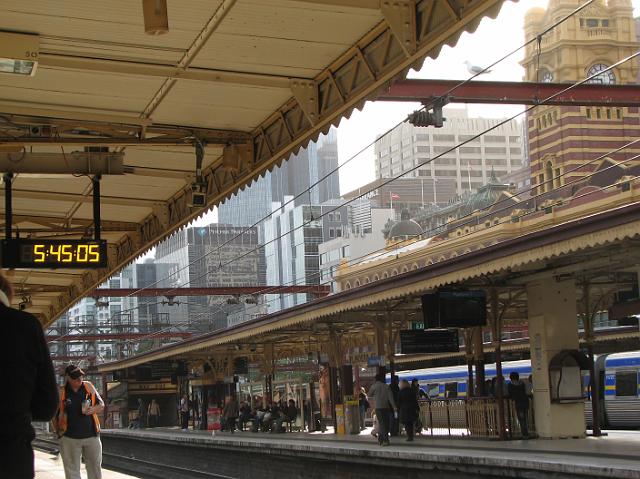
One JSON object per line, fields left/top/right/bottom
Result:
{"left": 397, "top": 365, "right": 532, "bottom": 383}
{"left": 606, "top": 357, "right": 640, "bottom": 368}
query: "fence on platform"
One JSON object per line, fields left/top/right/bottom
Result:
{"left": 419, "top": 397, "right": 535, "bottom": 439}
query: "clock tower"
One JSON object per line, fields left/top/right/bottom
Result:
{"left": 521, "top": 0, "right": 640, "bottom": 195}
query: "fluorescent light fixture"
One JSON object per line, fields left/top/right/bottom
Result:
{"left": 0, "top": 32, "right": 39, "bottom": 76}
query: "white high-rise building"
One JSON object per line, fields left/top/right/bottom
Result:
{"left": 374, "top": 108, "right": 525, "bottom": 195}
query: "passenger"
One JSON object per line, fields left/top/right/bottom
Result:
{"left": 398, "top": 379, "right": 420, "bottom": 442}
{"left": 274, "top": 399, "right": 297, "bottom": 432}
{"left": 507, "top": 371, "right": 530, "bottom": 438}
{"left": 222, "top": 396, "right": 239, "bottom": 433}
{"left": 484, "top": 379, "right": 493, "bottom": 397}
{"left": 389, "top": 375, "right": 400, "bottom": 436}
{"left": 526, "top": 374, "right": 534, "bottom": 398}
{"left": 179, "top": 394, "right": 190, "bottom": 431}
{"left": 238, "top": 401, "right": 252, "bottom": 431}
{"left": 268, "top": 402, "right": 283, "bottom": 433}
{"left": 148, "top": 399, "right": 161, "bottom": 428}
{"left": 368, "top": 372, "right": 397, "bottom": 446}
{"left": 54, "top": 364, "right": 105, "bottom": 479}
{"left": 358, "top": 387, "right": 369, "bottom": 431}
{"left": 0, "top": 270, "right": 58, "bottom": 479}
{"left": 136, "top": 398, "right": 146, "bottom": 429}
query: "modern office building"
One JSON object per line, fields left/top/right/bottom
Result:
{"left": 521, "top": 0, "right": 640, "bottom": 195}
{"left": 218, "top": 127, "right": 340, "bottom": 227}
{"left": 374, "top": 108, "right": 525, "bottom": 195}
{"left": 263, "top": 199, "right": 349, "bottom": 311}
{"left": 155, "top": 224, "right": 265, "bottom": 331}
{"left": 319, "top": 207, "right": 395, "bottom": 293}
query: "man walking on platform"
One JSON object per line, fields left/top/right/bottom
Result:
{"left": 508, "top": 371, "right": 530, "bottom": 439}
{"left": 148, "top": 399, "right": 161, "bottom": 428}
{"left": 0, "top": 270, "right": 59, "bottom": 479}
{"left": 368, "top": 372, "right": 397, "bottom": 446}
{"left": 180, "top": 394, "right": 190, "bottom": 431}
{"left": 53, "top": 364, "right": 105, "bottom": 479}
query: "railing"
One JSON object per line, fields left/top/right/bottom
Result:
{"left": 419, "top": 398, "right": 535, "bottom": 439}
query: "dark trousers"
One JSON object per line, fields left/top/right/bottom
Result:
{"left": 403, "top": 420, "right": 414, "bottom": 440}
{"left": 390, "top": 409, "right": 400, "bottom": 436}
{"left": 226, "top": 417, "right": 236, "bottom": 432}
{"left": 1, "top": 435, "right": 33, "bottom": 479}
{"left": 181, "top": 411, "right": 189, "bottom": 429}
{"left": 375, "top": 408, "right": 390, "bottom": 444}
{"left": 516, "top": 407, "right": 529, "bottom": 437}
{"left": 148, "top": 414, "right": 159, "bottom": 428}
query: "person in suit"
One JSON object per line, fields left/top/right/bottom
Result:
{"left": 398, "top": 379, "right": 420, "bottom": 442}
{"left": 0, "top": 270, "right": 59, "bottom": 479}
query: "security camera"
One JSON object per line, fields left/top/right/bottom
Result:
{"left": 190, "top": 191, "right": 206, "bottom": 207}
{"left": 189, "top": 180, "right": 207, "bottom": 207}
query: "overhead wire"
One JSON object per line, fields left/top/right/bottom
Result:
{"left": 103, "top": 0, "right": 595, "bottom": 305}
{"left": 60, "top": 0, "right": 617, "bottom": 348}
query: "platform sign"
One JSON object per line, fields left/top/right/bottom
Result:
{"left": 367, "top": 356, "right": 386, "bottom": 367}
{"left": 399, "top": 329, "right": 459, "bottom": 354}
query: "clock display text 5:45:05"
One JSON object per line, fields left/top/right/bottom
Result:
{"left": 0, "top": 239, "right": 108, "bottom": 269}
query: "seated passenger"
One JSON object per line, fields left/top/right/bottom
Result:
{"left": 238, "top": 401, "right": 252, "bottom": 431}
{"left": 274, "top": 399, "right": 298, "bottom": 432}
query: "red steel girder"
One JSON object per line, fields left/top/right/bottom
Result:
{"left": 46, "top": 332, "right": 192, "bottom": 342}
{"left": 378, "top": 79, "right": 640, "bottom": 107}
{"left": 92, "top": 285, "right": 330, "bottom": 297}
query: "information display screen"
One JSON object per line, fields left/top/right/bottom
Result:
{"left": 1, "top": 239, "right": 108, "bottom": 269}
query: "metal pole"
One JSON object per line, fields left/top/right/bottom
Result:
{"left": 583, "top": 284, "right": 602, "bottom": 436}
{"left": 92, "top": 175, "right": 101, "bottom": 241}
{"left": 4, "top": 173, "right": 13, "bottom": 240}
{"left": 492, "top": 290, "right": 507, "bottom": 440}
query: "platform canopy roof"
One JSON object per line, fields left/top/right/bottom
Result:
{"left": 0, "top": 0, "right": 511, "bottom": 325}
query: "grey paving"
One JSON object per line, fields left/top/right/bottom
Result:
{"left": 101, "top": 427, "right": 640, "bottom": 478}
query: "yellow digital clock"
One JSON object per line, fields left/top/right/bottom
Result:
{"left": 1, "top": 239, "right": 108, "bottom": 269}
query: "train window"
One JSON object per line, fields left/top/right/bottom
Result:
{"left": 615, "top": 371, "right": 638, "bottom": 397}
{"left": 445, "top": 382, "right": 458, "bottom": 399}
{"left": 426, "top": 383, "right": 439, "bottom": 398}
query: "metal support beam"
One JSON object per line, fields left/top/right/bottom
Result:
{"left": 381, "top": 0, "right": 417, "bottom": 56}
{"left": 290, "top": 79, "right": 319, "bottom": 126}
{"left": 92, "top": 176, "right": 101, "bottom": 241}
{"left": 92, "top": 285, "right": 331, "bottom": 297}
{"left": 377, "top": 79, "right": 640, "bottom": 106}
{"left": 4, "top": 173, "right": 13, "bottom": 240}
{"left": 0, "top": 152, "right": 124, "bottom": 175}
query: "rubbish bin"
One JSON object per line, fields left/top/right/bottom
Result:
{"left": 335, "top": 404, "right": 345, "bottom": 434}
{"left": 344, "top": 395, "right": 360, "bottom": 434}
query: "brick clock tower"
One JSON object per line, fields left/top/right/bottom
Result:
{"left": 521, "top": 0, "right": 640, "bottom": 196}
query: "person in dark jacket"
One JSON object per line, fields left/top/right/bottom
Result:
{"left": 398, "top": 379, "right": 420, "bottom": 441}
{"left": 508, "top": 371, "right": 530, "bottom": 438}
{"left": 0, "top": 270, "right": 58, "bottom": 479}
{"left": 389, "top": 375, "right": 400, "bottom": 436}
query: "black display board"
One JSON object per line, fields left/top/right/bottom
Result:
{"left": 421, "top": 290, "right": 487, "bottom": 328}
{"left": 399, "top": 329, "right": 460, "bottom": 354}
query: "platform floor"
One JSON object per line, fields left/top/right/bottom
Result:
{"left": 101, "top": 426, "right": 640, "bottom": 478}
{"left": 34, "top": 449, "right": 140, "bottom": 479}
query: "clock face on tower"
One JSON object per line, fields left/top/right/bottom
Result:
{"left": 587, "top": 64, "right": 616, "bottom": 84}
{"left": 541, "top": 71, "right": 554, "bottom": 83}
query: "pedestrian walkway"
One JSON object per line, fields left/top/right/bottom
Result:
{"left": 34, "top": 449, "right": 139, "bottom": 479}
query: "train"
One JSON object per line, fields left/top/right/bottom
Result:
{"left": 394, "top": 350, "right": 640, "bottom": 429}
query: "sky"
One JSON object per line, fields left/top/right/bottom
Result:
{"left": 183, "top": 0, "right": 640, "bottom": 233}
